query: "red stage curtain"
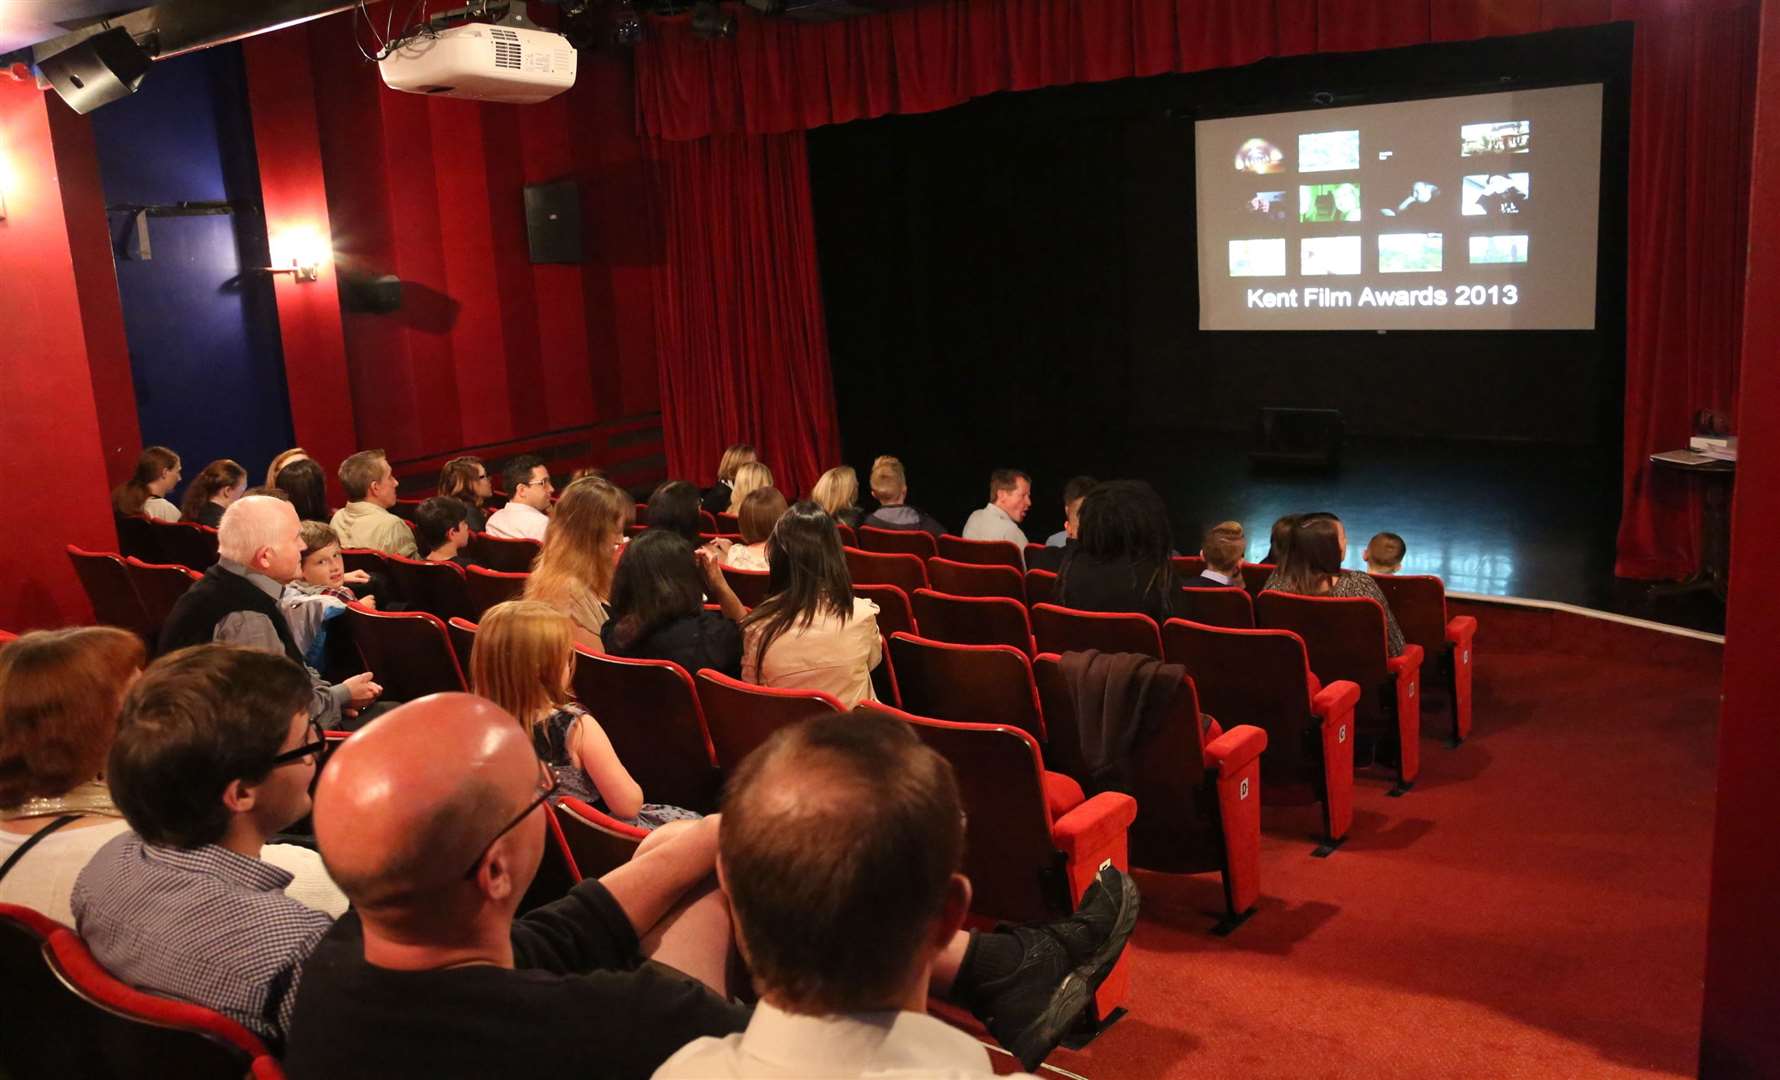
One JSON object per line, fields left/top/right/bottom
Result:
{"left": 647, "top": 133, "right": 842, "bottom": 496}
{"left": 636, "top": 0, "right": 1754, "bottom": 578}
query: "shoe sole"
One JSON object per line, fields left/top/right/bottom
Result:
{"left": 1009, "top": 870, "right": 1141, "bottom": 1072}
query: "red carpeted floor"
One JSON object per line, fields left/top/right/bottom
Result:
{"left": 1029, "top": 603, "right": 1723, "bottom": 1080}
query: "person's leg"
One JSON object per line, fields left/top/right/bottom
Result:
{"left": 601, "top": 816, "right": 735, "bottom": 996}
{"left": 637, "top": 882, "right": 735, "bottom": 996}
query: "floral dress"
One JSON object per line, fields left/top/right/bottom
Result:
{"left": 532, "top": 702, "right": 702, "bottom": 831}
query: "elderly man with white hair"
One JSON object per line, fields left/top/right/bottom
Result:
{"left": 159, "top": 495, "right": 381, "bottom": 728}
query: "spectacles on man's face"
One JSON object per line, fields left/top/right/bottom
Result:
{"left": 269, "top": 719, "right": 329, "bottom": 769}
{"left": 463, "top": 756, "right": 558, "bottom": 879}
{"left": 523, "top": 474, "right": 554, "bottom": 491}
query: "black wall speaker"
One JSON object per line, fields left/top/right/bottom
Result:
{"left": 524, "top": 180, "right": 583, "bottom": 265}
{"left": 39, "top": 29, "right": 153, "bottom": 115}
{"left": 340, "top": 273, "right": 404, "bottom": 314}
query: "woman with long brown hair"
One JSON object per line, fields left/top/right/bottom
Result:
{"left": 264, "top": 447, "right": 310, "bottom": 488}
{"left": 179, "top": 459, "right": 248, "bottom": 528}
{"left": 437, "top": 455, "right": 493, "bottom": 532}
{"left": 1265, "top": 514, "right": 1405, "bottom": 656}
{"left": 523, "top": 475, "right": 632, "bottom": 652}
{"left": 111, "top": 446, "right": 182, "bottom": 521}
{"left": 740, "top": 501, "right": 880, "bottom": 707}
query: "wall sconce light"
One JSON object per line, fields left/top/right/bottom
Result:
{"left": 0, "top": 129, "right": 12, "bottom": 221}
{"left": 268, "top": 226, "right": 329, "bottom": 283}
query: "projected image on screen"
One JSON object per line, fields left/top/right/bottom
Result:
{"left": 1461, "top": 121, "right": 1531, "bottom": 156}
{"left": 1302, "top": 236, "right": 1362, "bottom": 276}
{"left": 1469, "top": 234, "right": 1529, "bottom": 264}
{"left": 1300, "top": 184, "right": 1361, "bottom": 223}
{"left": 1195, "top": 83, "right": 1602, "bottom": 329}
{"left": 1229, "top": 239, "right": 1287, "bottom": 276}
{"left": 1247, "top": 191, "right": 1289, "bottom": 220}
{"left": 1298, "top": 130, "right": 1360, "bottom": 172}
{"left": 1378, "top": 233, "right": 1443, "bottom": 273}
{"left": 1462, "top": 173, "right": 1531, "bottom": 215}
{"left": 1234, "top": 138, "right": 1286, "bottom": 174}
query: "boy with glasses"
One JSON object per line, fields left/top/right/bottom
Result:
{"left": 73, "top": 645, "right": 346, "bottom": 1051}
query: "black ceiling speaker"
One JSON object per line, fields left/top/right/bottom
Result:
{"left": 39, "top": 28, "right": 154, "bottom": 115}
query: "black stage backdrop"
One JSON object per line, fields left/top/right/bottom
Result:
{"left": 809, "top": 24, "right": 1631, "bottom": 536}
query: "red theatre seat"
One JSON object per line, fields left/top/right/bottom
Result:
{"left": 464, "top": 566, "right": 529, "bottom": 618}
{"left": 694, "top": 669, "right": 846, "bottom": 771}
{"left": 1161, "top": 619, "right": 1359, "bottom": 851}
{"left": 887, "top": 632, "right": 1046, "bottom": 742}
{"left": 1371, "top": 574, "right": 1478, "bottom": 744}
{"left": 854, "top": 584, "right": 916, "bottom": 639}
{"left": 835, "top": 521, "right": 857, "bottom": 547}
{"left": 446, "top": 617, "right": 480, "bottom": 675}
{"left": 844, "top": 547, "right": 928, "bottom": 594}
{"left": 122, "top": 557, "right": 201, "bottom": 642}
{"left": 1255, "top": 592, "right": 1423, "bottom": 794}
{"left": 1170, "top": 554, "right": 1207, "bottom": 578}
{"left": 571, "top": 652, "right": 721, "bottom": 812}
{"left": 339, "top": 548, "right": 390, "bottom": 581}
{"left": 719, "top": 565, "right": 772, "bottom": 609}
{"left": 67, "top": 546, "right": 154, "bottom": 644}
{"left": 517, "top": 802, "right": 584, "bottom": 915}
{"left": 148, "top": 519, "right": 220, "bottom": 571}
{"left": 1030, "top": 603, "right": 1163, "bottom": 659}
{"left": 551, "top": 797, "right": 646, "bottom": 881}
{"left": 910, "top": 589, "right": 1035, "bottom": 655}
{"left": 856, "top": 525, "right": 938, "bottom": 559}
{"left": 937, "top": 534, "right": 1024, "bottom": 569}
{"left": 699, "top": 509, "right": 720, "bottom": 535}
{"left": 0, "top": 903, "right": 281, "bottom": 1079}
{"left": 1240, "top": 563, "right": 1274, "bottom": 596}
{"left": 343, "top": 603, "right": 468, "bottom": 701}
{"left": 862, "top": 702, "right": 1137, "bottom": 1020}
{"left": 1024, "top": 568, "right": 1057, "bottom": 608}
{"left": 1030, "top": 657, "right": 1266, "bottom": 931}
{"left": 715, "top": 511, "right": 741, "bottom": 533}
{"left": 927, "top": 558, "right": 1025, "bottom": 602}
{"left": 1175, "top": 586, "right": 1255, "bottom": 629}
{"left": 468, "top": 532, "right": 542, "bottom": 574}
{"left": 113, "top": 514, "right": 158, "bottom": 562}
{"left": 0, "top": 630, "right": 17, "bottom": 646}
{"left": 385, "top": 554, "right": 474, "bottom": 623}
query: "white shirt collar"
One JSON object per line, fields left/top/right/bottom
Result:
{"left": 736, "top": 1000, "right": 993, "bottom": 1075}
{"left": 1200, "top": 568, "right": 1234, "bottom": 585}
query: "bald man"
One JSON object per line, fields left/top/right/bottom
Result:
{"left": 160, "top": 495, "right": 380, "bottom": 729}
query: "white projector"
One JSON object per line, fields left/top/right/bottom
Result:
{"left": 379, "top": 23, "right": 576, "bottom": 105}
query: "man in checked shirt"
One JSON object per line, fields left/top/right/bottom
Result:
{"left": 73, "top": 645, "right": 338, "bottom": 1050}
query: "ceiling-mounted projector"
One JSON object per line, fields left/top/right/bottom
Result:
{"left": 379, "top": 22, "right": 576, "bottom": 104}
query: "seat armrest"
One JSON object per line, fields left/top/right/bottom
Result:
{"left": 1386, "top": 642, "right": 1424, "bottom": 678}
{"left": 1204, "top": 724, "right": 1267, "bottom": 774}
{"left": 1051, "top": 791, "right": 1138, "bottom": 862}
{"left": 1445, "top": 615, "right": 1477, "bottom": 651}
{"left": 1310, "top": 679, "right": 1360, "bottom": 719}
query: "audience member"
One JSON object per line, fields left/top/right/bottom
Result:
{"left": 160, "top": 496, "right": 381, "bottom": 727}
{"left": 485, "top": 455, "right": 554, "bottom": 542}
{"left": 0, "top": 627, "right": 144, "bottom": 925}
{"left": 437, "top": 456, "right": 494, "bottom": 533}
{"left": 285, "top": 693, "right": 752, "bottom": 1079}
{"left": 741, "top": 503, "right": 880, "bottom": 708}
{"left": 961, "top": 468, "right": 1033, "bottom": 562}
{"left": 704, "top": 442, "right": 758, "bottom": 515}
{"left": 1030, "top": 474, "right": 1097, "bottom": 572}
{"left": 330, "top": 449, "right": 417, "bottom": 558}
{"left": 1189, "top": 520, "right": 1246, "bottom": 588}
{"left": 265, "top": 448, "right": 311, "bottom": 489}
{"left": 647, "top": 479, "right": 707, "bottom": 544}
{"left": 274, "top": 457, "right": 331, "bottom": 523}
{"left": 524, "top": 476, "right": 631, "bottom": 651}
{"left": 285, "top": 695, "right": 1128, "bottom": 1078}
{"left": 605, "top": 530, "right": 746, "bottom": 679}
{"left": 1266, "top": 515, "right": 1405, "bottom": 656}
{"left": 112, "top": 446, "right": 183, "bottom": 522}
{"left": 244, "top": 485, "right": 292, "bottom": 501}
{"left": 74, "top": 646, "right": 346, "bottom": 1048}
{"left": 414, "top": 495, "right": 474, "bottom": 566}
{"left": 1365, "top": 531, "right": 1407, "bottom": 574}
{"left": 810, "top": 466, "right": 866, "bottom": 530}
{"left": 179, "top": 458, "right": 248, "bottom": 528}
{"left": 570, "top": 466, "right": 605, "bottom": 483}
{"left": 280, "top": 521, "right": 373, "bottom": 669}
{"left": 726, "top": 461, "right": 775, "bottom": 516}
{"left": 1055, "top": 480, "right": 1187, "bottom": 625}
{"left": 860, "top": 455, "right": 946, "bottom": 537}
{"left": 471, "top": 600, "right": 699, "bottom": 829}
{"left": 658, "top": 711, "right": 1140, "bottom": 1078}
{"left": 723, "top": 486, "right": 788, "bottom": 572}
{"left": 1261, "top": 513, "right": 1299, "bottom": 565}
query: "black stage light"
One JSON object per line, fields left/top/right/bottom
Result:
{"left": 38, "top": 28, "right": 153, "bottom": 115}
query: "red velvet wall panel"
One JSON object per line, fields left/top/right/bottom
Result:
{"left": 1702, "top": 3, "right": 1780, "bottom": 1073}
{"left": 0, "top": 81, "right": 127, "bottom": 629}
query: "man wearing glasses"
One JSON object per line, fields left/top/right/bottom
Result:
{"left": 74, "top": 645, "right": 343, "bottom": 1052}
{"left": 485, "top": 454, "right": 554, "bottom": 542}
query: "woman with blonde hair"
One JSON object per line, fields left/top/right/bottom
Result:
{"left": 809, "top": 465, "right": 865, "bottom": 530}
{"left": 470, "top": 600, "right": 698, "bottom": 829}
{"left": 111, "top": 446, "right": 182, "bottom": 521}
{"left": 523, "top": 475, "right": 632, "bottom": 652}
{"left": 179, "top": 459, "right": 248, "bottom": 528}
{"left": 264, "top": 447, "right": 310, "bottom": 488}
{"left": 725, "top": 460, "right": 774, "bottom": 515}
{"left": 702, "top": 442, "right": 757, "bottom": 515}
